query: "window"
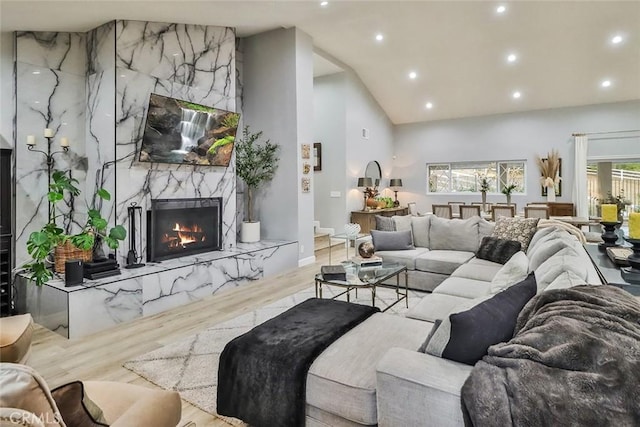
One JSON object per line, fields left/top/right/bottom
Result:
{"left": 427, "top": 160, "right": 526, "bottom": 194}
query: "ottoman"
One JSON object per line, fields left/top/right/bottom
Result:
{"left": 0, "top": 314, "right": 34, "bottom": 364}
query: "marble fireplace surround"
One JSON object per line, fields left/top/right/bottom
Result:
{"left": 17, "top": 240, "right": 297, "bottom": 339}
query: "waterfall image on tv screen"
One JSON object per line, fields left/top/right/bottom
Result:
{"left": 139, "top": 94, "right": 240, "bottom": 166}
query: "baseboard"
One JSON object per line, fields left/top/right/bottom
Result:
{"left": 298, "top": 255, "right": 316, "bottom": 267}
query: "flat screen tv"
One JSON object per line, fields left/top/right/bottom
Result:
{"left": 139, "top": 93, "right": 240, "bottom": 167}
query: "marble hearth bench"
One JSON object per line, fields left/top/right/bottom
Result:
{"left": 15, "top": 240, "right": 297, "bottom": 339}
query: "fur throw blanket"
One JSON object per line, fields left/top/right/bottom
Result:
{"left": 462, "top": 285, "right": 640, "bottom": 426}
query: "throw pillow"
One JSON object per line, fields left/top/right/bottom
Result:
{"left": 527, "top": 237, "right": 578, "bottom": 272}
{"left": 422, "top": 273, "right": 537, "bottom": 365}
{"left": 370, "top": 230, "right": 415, "bottom": 251}
{"left": 534, "top": 252, "right": 589, "bottom": 292}
{"left": 490, "top": 251, "right": 529, "bottom": 293}
{"left": 411, "top": 215, "right": 431, "bottom": 248}
{"left": 430, "top": 216, "right": 480, "bottom": 252}
{"left": 392, "top": 215, "right": 414, "bottom": 243}
{"left": 476, "top": 236, "right": 522, "bottom": 264}
{"left": 527, "top": 226, "right": 559, "bottom": 253}
{"left": 375, "top": 215, "right": 396, "bottom": 231}
{"left": 51, "top": 381, "right": 109, "bottom": 427}
{"left": 546, "top": 270, "right": 588, "bottom": 290}
{"left": 492, "top": 217, "right": 539, "bottom": 252}
{"left": 477, "top": 218, "right": 495, "bottom": 248}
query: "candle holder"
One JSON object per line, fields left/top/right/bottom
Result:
{"left": 598, "top": 221, "right": 620, "bottom": 251}
{"left": 621, "top": 238, "right": 640, "bottom": 285}
{"left": 27, "top": 135, "right": 69, "bottom": 221}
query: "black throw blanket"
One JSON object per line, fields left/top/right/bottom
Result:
{"left": 462, "top": 285, "right": 640, "bottom": 427}
{"left": 217, "top": 298, "right": 379, "bottom": 427}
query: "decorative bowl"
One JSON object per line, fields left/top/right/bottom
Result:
{"left": 344, "top": 223, "right": 361, "bottom": 238}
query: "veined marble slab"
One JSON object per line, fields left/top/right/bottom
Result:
{"left": 23, "top": 241, "right": 297, "bottom": 338}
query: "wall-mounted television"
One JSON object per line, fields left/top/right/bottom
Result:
{"left": 139, "top": 93, "right": 240, "bottom": 167}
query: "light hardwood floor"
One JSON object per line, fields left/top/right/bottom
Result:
{"left": 29, "top": 246, "right": 348, "bottom": 426}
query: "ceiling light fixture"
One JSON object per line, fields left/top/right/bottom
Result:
{"left": 425, "top": 102, "right": 433, "bottom": 109}
{"left": 409, "top": 71, "right": 417, "bottom": 79}
{"left": 611, "top": 35, "right": 623, "bottom": 44}
{"left": 601, "top": 80, "right": 612, "bottom": 88}
{"left": 512, "top": 91, "right": 521, "bottom": 99}
{"left": 375, "top": 33, "right": 384, "bottom": 42}
{"left": 496, "top": 5, "right": 506, "bottom": 14}
{"left": 507, "top": 53, "right": 517, "bottom": 63}
{"left": 320, "top": 1, "right": 329, "bottom": 6}
{"left": 32, "top": 70, "right": 41, "bottom": 75}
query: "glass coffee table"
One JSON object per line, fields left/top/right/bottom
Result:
{"left": 314, "top": 262, "right": 408, "bottom": 312}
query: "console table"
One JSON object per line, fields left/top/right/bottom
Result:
{"left": 351, "top": 207, "right": 409, "bottom": 234}
{"left": 583, "top": 244, "right": 640, "bottom": 296}
{"left": 531, "top": 202, "right": 574, "bottom": 216}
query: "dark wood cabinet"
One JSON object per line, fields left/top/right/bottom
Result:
{"left": 0, "top": 148, "right": 13, "bottom": 316}
{"left": 350, "top": 207, "right": 409, "bottom": 234}
{"left": 538, "top": 202, "right": 575, "bottom": 216}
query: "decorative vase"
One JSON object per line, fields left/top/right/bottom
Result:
{"left": 366, "top": 198, "right": 378, "bottom": 208}
{"left": 241, "top": 221, "right": 260, "bottom": 243}
{"left": 54, "top": 241, "right": 92, "bottom": 274}
{"left": 506, "top": 194, "right": 512, "bottom": 205}
{"left": 546, "top": 186, "right": 556, "bottom": 202}
{"left": 344, "top": 223, "right": 361, "bottom": 238}
{"left": 481, "top": 191, "right": 487, "bottom": 213}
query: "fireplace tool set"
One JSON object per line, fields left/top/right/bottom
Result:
{"left": 125, "top": 203, "right": 145, "bottom": 269}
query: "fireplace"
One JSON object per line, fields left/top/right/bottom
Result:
{"left": 147, "top": 198, "right": 222, "bottom": 262}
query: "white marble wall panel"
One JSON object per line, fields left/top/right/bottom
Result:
{"left": 68, "top": 276, "right": 142, "bottom": 339}
{"left": 87, "top": 22, "right": 116, "bottom": 75}
{"left": 16, "top": 32, "right": 86, "bottom": 75}
{"left": 16, "top": 276, "right": 69, "bottom": 338}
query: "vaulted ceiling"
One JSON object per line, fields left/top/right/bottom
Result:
{"left": 2, "top": 1, "right": 639, "bottom": 124}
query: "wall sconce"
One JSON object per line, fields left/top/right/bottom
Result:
{"left": 357, "top": 177, "right": 373, "bottom": 211}
{"left": 389, "top": 178, "right": 403, "bottom": 207}
{"left": 26, "top": 128, "right": 70, "bottom": 220}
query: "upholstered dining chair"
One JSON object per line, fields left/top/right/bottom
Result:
{"left": 525, "top": 206, "right": 550, "bottom": 219}
{"left": 471, "top": 202, "right": 492, "bottom": 213}
{"left": 407, "top": 202, "right": 418, "bottom": 216}
{"left": 432, "top": 204, "right": 453, "bottom": 219}
{"left": 447, "top": 201, "right": 465, "bottom": 216}
{"left": 459, "top": 205, "right": 481, "bottom": 219}
{"left": 492, "top": 205, "right": 515, "bottom": 221}
{"left": 495, "top": 202, "right": 517, "bottom": 214}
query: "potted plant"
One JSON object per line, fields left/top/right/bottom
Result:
{"left": 24, "top": 170, "right": 126, "bottom": 286}
{"left": 235, "top": 126, "right": 280, "bottom": 243}
{"left": 501, "top": 184, "right": 517, "bottom": 205}
{"left": 479, "top": 177, "right": 490, "bottom": 212}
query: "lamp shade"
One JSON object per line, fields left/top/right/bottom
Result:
{"left": 357, "top": 177, "right": 373, "bottom": 188}
{"left": 389, "top": 178, "right": 403, "bottom": 189}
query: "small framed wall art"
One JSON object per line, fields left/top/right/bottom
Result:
{"left": 303, "top": 163, "right": 311, "bottom": 174}
{"left": 301, "top": 177, "right": 310, "bottom": 193}
{"left": 313, "top": 142, "right": 322, "bottom": 171}
{"left": 301, "top": 144, "right": 311, "bottom": 159}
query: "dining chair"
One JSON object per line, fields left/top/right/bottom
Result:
{"left": 525, "top": 206, "right": 550, "bottom": 219}
{"left": 459, "top": 205, "right": 481, "bottom": 219}
{"left": 447, "top": 201, "right": 465, "bottom": 216}
{"left": 432, "top": 204, "right": 453, "bottom": 219}
{"left": 495, "top": 202, "right": 517, "bottom": 214}
{"left": 407, "top": 202, "right": 418, "bottom": 216}
{"left": 492, "top": 205, "right": 515, "bottom": 221}
{"left": 471, "top": 201, "right": 492, "bottom": 213}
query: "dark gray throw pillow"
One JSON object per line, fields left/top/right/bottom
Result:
{"left": 370, "top": 230, "right": 414, "bottom": 251}
{"left": 423, "top": 273, "right": 537, "bottom": 365}
{"left": 476, "top": 236, "right": 522, "bottom": 264}
{"left": 375, "top": 215, "right": 396, "bottom": 231}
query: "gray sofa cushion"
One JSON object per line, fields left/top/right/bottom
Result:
{"left": 375, "top": 215, "right": 396, "bottom": 231}
{"left": 492, "top": 217, "right": 539, "bottom": 252}
{"left": 429, "top": 216, "right": 480, "bottom": 252}
{"left": 490, "top": 251, "right": 529, "bottom": 293}
{"left": 415, "top": 250, "right": 475, "bottom": 275}
{"left": 546, "top": 270, "right": 588, "bottom": 290}
{"left": 393, "top": 215, "right": 413, "bottom": 236}
{"left": 423, "top": 273, "right": 537, "bottom": 365}
{"left": 478, "top": 218, "right": 495, "bottom": 247}
{"left": 527, "top": 226, "right": 559, "bottom": 252}
{"left": 405, "top": 293, "right": 471, "bottom": 323}
{"left": 411, "top": 215, "right": 431, "bottom": 248}
{"left": 467, "top": 258, "right": 504, "bottom": 268}
{"left": 375, "top": 248, "right": 429, "bottom": 270}
{"left": 527, "top": 237, "right": 577, "bottom": 271}
{"left": 306, "top": 313, "right": 427, "bottom": 425}
{"left": 451, "top": 262, "right": 502, "bottom": 282}
{"left": 432, "top": 277, "right": 492, "bottom": 299}
{"left": 534, "top": 250, "right": 589, "bottom": 292}
{"left": 371, "top": 230, "right": 414, "bottom": 251}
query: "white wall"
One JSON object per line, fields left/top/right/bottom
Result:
{"left": 393, "top": 100, "right": 640, "bottom": 214}
{"left": 313, "top": 71, "right": 394, "bottom": 232}
{"left": 0, "top": 32, "right": 13, "bottom": 149}
{"left": 243, "top": 27, "right": 315, "bottom": 264}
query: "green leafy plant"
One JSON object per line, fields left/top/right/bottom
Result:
{"left": 221, "top": 113, "right": 240, "bottom": 129}
{"left": 235, "top": 126, "right": 280, "bottom": 222}
{"left": 501, "top": 184, "right": 517, "bottom": 196}
{"left": 479, "top": 177, "right": 490, "bottom": 193}
{"left": 24, "top": 170, "right": 126, "bottom": 286}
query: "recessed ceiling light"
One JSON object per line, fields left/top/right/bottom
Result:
{"left": 375, "top": 33, "right": 384, "bottom": 42}
{"left": 507, "top": 53, "right": 517, "bottom": 63}
{"left": 409, "top": 71, "right": 417, "bottom": 79}
{"left": 601, "top": 80, "right": 612, "bottom": 88}
{"left": 320, "top": 1, "right": 329, "bottom": 6}
{"left": 425, "top": 102, "right": 433, "bottom": 109}
{"left": 611, "top": 35, "right": 623, "bottom": 44}
{"left": 120, "top": 74, "right": 126, "bottom": 78}
{"left": 32, "top": 70, "right": 41, "bottom": 75}
{"left": 34, "top": 101, "right": 40, "bottom": 104}
{"left": 496, "top": 5, "right": 506, "bottom": 14}
{"left": 512, "top": 91, "right": 521, "bottom": 99}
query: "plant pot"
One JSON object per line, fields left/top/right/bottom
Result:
{"left": 241, "top": 221, "right": 261, "bottom": 243}
{"left": 54, "top": 240, "right": 92, "bottom": 274}
{"left": 506, "top": 194, "right": 512, "bottom": 205}
{"left": 481, "top": 191, "right": 487, "bottom": 213}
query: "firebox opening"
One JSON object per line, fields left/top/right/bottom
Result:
{"left": 147, "top": 198, "right": 222, "bottom": 262}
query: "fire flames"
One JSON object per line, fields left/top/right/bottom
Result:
{"left": 162, "top": 222, "right": 206, "bottom": 249}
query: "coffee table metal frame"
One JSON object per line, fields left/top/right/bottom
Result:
{"left": 314, "top": 264, "right": 408, "bottom": 312}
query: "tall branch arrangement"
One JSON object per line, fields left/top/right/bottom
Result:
{"left": 536, "top": 149, "right": 561, "bottom": 188}
{"left": 235, "top": 126, "right": 280, "bottom": 223}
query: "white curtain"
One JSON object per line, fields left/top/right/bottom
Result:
{"left": 573, "top": 135, "right": 589, "bottom": 217}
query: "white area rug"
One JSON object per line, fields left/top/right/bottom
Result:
{"left": 124, "top": 285, "right": 424, "bottom": 417}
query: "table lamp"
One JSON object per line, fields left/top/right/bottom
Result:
{"left": 389, "top": 178, "right": 403, "bottom": 207}
{"left": 357, "top": 177, "right": 373, "bottom": 210}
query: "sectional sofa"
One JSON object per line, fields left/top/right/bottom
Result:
{"left": 304, "top": 215, "right": 603, "bottom": 427}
